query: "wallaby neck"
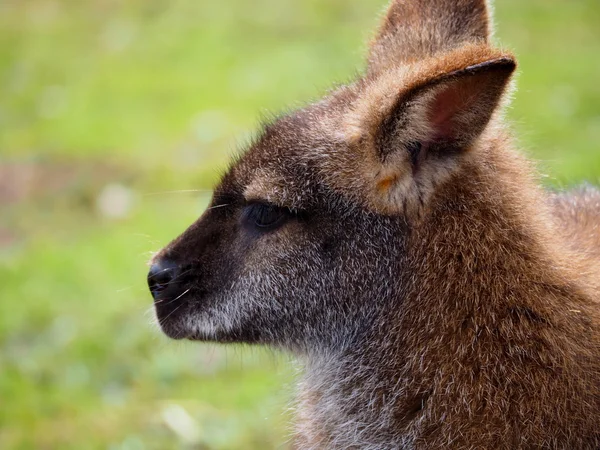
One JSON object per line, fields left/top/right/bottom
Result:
{"left": 293, "top": 144, "right": 599, "bottom": 448}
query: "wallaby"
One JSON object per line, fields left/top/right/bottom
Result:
{"left": 148, "top": 0, "right": 600, "bottom": 448}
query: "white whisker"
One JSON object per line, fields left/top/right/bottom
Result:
{"left": 206, "top": 203, "right": 230, "bottom": 210}
{"left": 172, "top": 288, "right": 191, "bottom": 302}
{"left": 143, "top": 189, "right": 213, "bottom": 196}
{"left": 159, "top": 302, "right": 185, "bottom": 324}
{"left": 115, "top": 285, "right": 135, "bottom": 293}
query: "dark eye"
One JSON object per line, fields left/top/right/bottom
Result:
{"left": 242, "top": 203, "right": 290, "bottom": 230}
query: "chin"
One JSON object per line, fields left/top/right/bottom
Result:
{"left": 155, "top": 299, "right": 266, "bottom": 344}
{"left": 153, "top": 303, "right": 192, "bottom": 340}
{"left": 155, "top": 317, "right": 191, "bottom": 340}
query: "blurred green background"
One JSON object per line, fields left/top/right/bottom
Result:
{"left": 1, "top": 0, "right": 599, "bottom": 448}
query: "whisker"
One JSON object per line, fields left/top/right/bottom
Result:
{"left": 115, "top": 285, "right": 135, "bottom": 293}
{"left": 148, "top": 266, "right": 192, "bottom": 285}
{"left": 159, "top": 302, "right": 185, "bottom": 324}
{"left": 172, "top": 288, "right": 191, "bottom": 302}
{"left": 206, "top": 203, "right": 230, "bottom": 211}
{"left": 143, "top": 189, "right": 213, "bottom": 197}
{"left": 160, "top": 288, "right": 191, "bottom": 306}
{"left": 144, "top": 305, "right": 157, "bottom": 317}
{"left": 168, "top": 268, "right": 193, "bottom": 284}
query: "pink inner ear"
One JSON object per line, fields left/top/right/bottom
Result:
{"left": 427, "top": 77, "right": 481, "bottom": 142}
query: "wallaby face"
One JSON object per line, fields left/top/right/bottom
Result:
{"left": 149, "top": 105, "right": 412, "bottom": 349}
{"left": 149, "top": 0, "right": 600, "bottom": 447}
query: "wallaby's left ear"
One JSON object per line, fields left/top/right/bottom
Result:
{"left": 345, "top": 46, "right": 516, "bottom": 215}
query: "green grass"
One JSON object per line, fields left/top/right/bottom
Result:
{"left": 1, "top": 0, "right": 599, "bottom": 448}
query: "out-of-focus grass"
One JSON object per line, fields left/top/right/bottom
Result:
{"left": 0, "top": 0, "right": 599, "bottom": 448}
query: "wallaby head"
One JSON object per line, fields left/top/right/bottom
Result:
{"left": 148, "top": 0, "right": 600, "bottom": 447}
{"left": 149, "top": 0, "right": 515, "bottom": 348}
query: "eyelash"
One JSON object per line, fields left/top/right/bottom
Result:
{"left": 242, "top": 203, "right": 292, "bottom": 230}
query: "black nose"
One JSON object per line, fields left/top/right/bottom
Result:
{"left": 148, "top": 259, "right": 179, "bottom": 299}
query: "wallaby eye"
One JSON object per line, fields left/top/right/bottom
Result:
{"left": 242, "top": 203, "right": 290, "bottom": 230}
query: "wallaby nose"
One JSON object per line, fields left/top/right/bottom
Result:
{"left": 148, "top": 259, "right": 178, "bottom": 299}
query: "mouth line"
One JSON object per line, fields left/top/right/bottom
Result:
{"left": 154, "top": 290, "right": 242, "bottom": 342}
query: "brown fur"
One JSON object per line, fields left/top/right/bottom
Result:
{"left": 149, "top": 1, "right": 600, "bottom": 448}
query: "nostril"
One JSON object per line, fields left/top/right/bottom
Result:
{"left": 148, "top": 259, "right": 179, "bottom": 298}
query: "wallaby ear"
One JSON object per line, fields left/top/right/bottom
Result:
{"left": 345, "top": 46, "right": 516, "bottom": 216}
{"left": 391, "top": 56, "right": 516, "bottom": 150}
{"left": 368, "top": 0, "right": 491, "bottom": 74}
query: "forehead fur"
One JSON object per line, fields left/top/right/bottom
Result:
{"left": 232, "top": 90, "right": 358, "bottom": 210}
{"left": 224, "top": 44, "right": 513, "bottom": 215}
